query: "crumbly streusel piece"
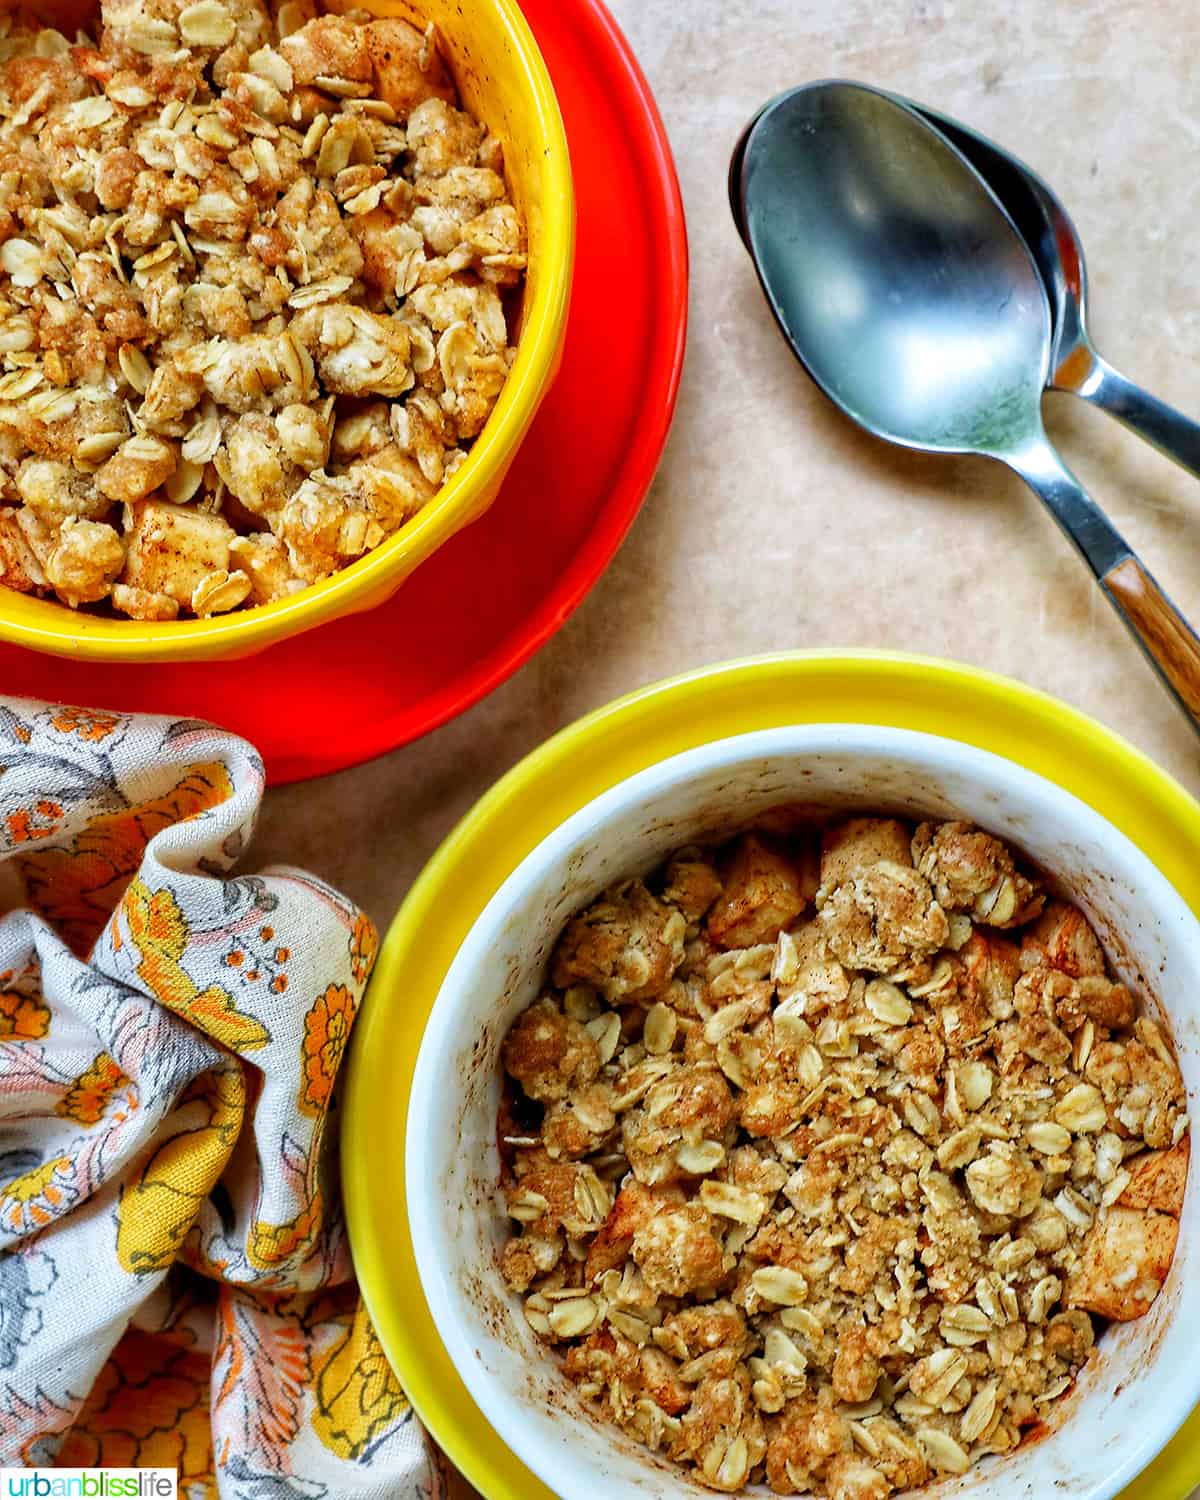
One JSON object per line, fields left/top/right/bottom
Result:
{"left": 913, "top": 820, "right": 1044, "bottom": 928}
{"left": 498, "top": 815, "right": 1190, "bottom": 1497}
{"left": 707, "top": 833, "right": 808, "bottom": 950}
{"left": 552, "top": 880, "right": 687, "bottom": 1005}
{"left": 0, "top": 0, "right": 525, "bottom": 616}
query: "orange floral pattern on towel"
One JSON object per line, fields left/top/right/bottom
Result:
{"left": 57, "top": 1329, "right": 214, "bottom": 1486}
{"left": 299, "top": 984, "right": 356, "bottom": 1118}
{"left": 0, "top": 986, "right": 50, "bottom": 1039}
{"left": 14, "top": 762, "right": 235, "bottom": 957}
{"left": 0, "top": 698, "right": 440, "bottom": 1499}
{"left": 55, "top": 1053, "right": 134, "bottom": 1126}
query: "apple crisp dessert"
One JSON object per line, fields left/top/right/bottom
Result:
{"left": 0, "top": 0, "right": 525, "bottom": 618}
{"left": 498, "top": 816, "right": 1189, "bottom": 1497}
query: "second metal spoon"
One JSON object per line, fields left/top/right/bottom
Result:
{"left": 906, "top": 99, "right": 1200, "bottom": 483}
{"left": 733, "top": 81, "right": 1200, "bottom": 732}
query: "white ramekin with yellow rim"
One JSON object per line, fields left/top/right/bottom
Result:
{"left": 344, "top": 653, "right": 1200, "bottom": 1500}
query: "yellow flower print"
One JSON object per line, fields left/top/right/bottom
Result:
{"left": 0, "top": 988, "right": 50, "bottom": 1040}
{"left": 116, "top": 1066, "right": 245, "bottom": 1276}
{"left": 122, "top": 879, "right": 270, "bottom": 1053}
{"left": 298, "top": 984, "right": 356, "bottom": 1118}
{"left": 57, "top": 1053, "right": 135, "bottom": 1126}
{"left": 246, "top": 1190, "right": 324, "bottom": 1272}
{"left": 349, "top": 912, "right": 378, "bottom": 984}
{"left": 312, "top": 1301, "right": 408, "bottom": 1461}
{"left": 1, "top": 1156, "right": 76, "bottom": 1233}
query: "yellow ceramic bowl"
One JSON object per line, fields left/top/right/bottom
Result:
{"left": 344, "top": 651, "right": 1200, "bottom": 1500}
{"left": 0, "top": 0, "right": 573, "bottom": 662}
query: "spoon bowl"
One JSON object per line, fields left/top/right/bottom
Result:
{"left": 733, "top": 80, "right": 1200, "bottom": 733}
{"left": 736, "top": 82, "right": 1048, "bottom": 456}
{"left": 734, "top": 87, "right": 1200, "bottom": 484}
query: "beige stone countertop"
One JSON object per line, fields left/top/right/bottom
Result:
{"left": 252, "top": 0, "right": 1200, "bottom": 1494}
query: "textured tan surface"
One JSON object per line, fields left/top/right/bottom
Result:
{"left": 252, "top": 0, "right": 1200, "bottom": 1493}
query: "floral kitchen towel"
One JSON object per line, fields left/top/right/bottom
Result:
{"left": 0, "top": 697, "right": 442, "bottom": 1499}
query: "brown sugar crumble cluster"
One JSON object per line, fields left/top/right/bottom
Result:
{"left": 0, "top": 0, "right": 525, "bottom": 619}
{"left": 498, "top": 816, "right": 1190, "bottom": 1498}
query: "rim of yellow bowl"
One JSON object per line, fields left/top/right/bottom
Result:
{"left": 343, "top": 650, "right": 1200, "bottom": 1500}
{"left": 0, "top": 0, "right": 573, "bottom": 662}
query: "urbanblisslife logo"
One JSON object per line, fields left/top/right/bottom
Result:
{"left": 0, "top": 1473, "right": 176, "bottom": 1497}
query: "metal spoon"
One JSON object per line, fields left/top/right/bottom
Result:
{"left": 731, "top": 95, "right": 1200, "bottom": 483}
{"left": 731, "top": 80, "right": 1200, "bottom": 731}
{"left": 904, "top": 98, "right": 1200, "bottom": 480}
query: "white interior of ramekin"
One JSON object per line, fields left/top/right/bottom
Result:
{"left": 407, "top": 726, "right": 1200, "bottom": 1500}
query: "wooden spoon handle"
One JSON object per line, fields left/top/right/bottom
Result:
{"left": 1008, "top": 434, "right": 1200, "bottom": 736}
{"left": 1103, "top": 555, "right": 1200, "bottom": 721}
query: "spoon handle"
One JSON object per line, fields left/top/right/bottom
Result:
{"left": 1008, "top": 435, "right": 1200, "bottom": 731}
{"left": 1103, "top": 558, "right": 1200, "bottom": 718}
{"left": 1070, "top": 351, "right": 1200, "bottom": 484}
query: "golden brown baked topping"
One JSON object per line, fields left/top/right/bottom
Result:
{"left": 498, "top": 817, "right": 1189, "bottom": 1496}
{"left": 0, "top": 1, "right": 525, "bottom": 616}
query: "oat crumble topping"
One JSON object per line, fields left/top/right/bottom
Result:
{"left": 498, "top": 816, "right": 1190, "bottom": 1497}
{"left": 0, "top": 0, "right": 525, "bottom": 618}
